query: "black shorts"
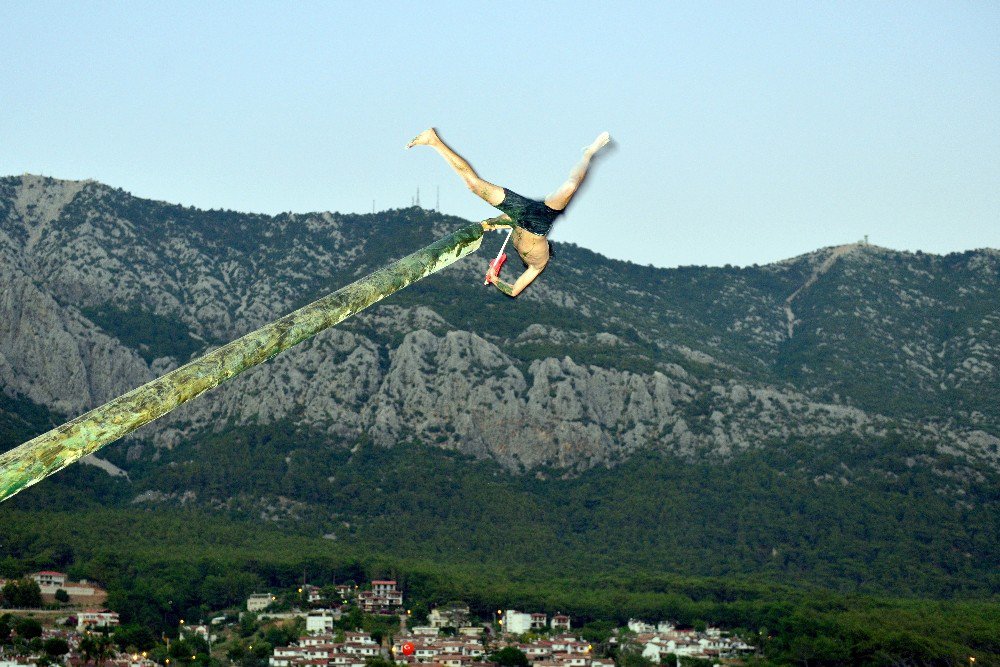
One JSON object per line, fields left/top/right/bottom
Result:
{"left": 495, "top": 188, "right": 563, "bottom": 237}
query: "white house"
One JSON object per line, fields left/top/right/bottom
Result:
{"left": 303, "top": 646, "right": 336, "bottom": 660}
{"left": 77, "top": 610, "right": 120, "bottom": 631}
{"left": 372, "top": 580, "right": 395, "bottom": 595}
{"left": 523, "top": 645, "right": 551, "bottom": 659}
{"left": 502, "top": 610, "right": 532, "bottom": 634}
{"left": 429, "top": 603, "right": 471, "bottom": 629}
{"left": 550, "top": 615, "right": 570, "bottom": 631}
{"left": 344, "top": 643, "right": 378, "bottom": 657}
{"left": 306, "top": 610, "right": 338, "bottom": 634}
{"left": 30, "top": 571, "right": 67, "bottom": 590}
{"left": 549, "top": 639, "right": 582, "bottom": 654}
{"left": 669, "top": 640, "right": 702, "bottom": 658}
{"left": 301, "top": 585, "right": 322, "bottom": 603}
{"left": 461, "top": 643, "right": 484, "bottom": 657}
{"left": 247, "top": 593, "right": 276, "bottom": 612}
{"left": 301, "top": 635, "right": 337, "bottom": 646}
{"left": 359, "top": 580, "right": 403, "bottom": 613}
{"left": 369, "top": 580, "right": 403, "bottom": 606}
{"left": 30, "top": 571, "right": 106, "bottom": 602}
{"left": 627, "top": 620, "right": 654, "bottom": 633}
{"left": 641, "top": 639, "right": 662, "bottom": 662}
{"left": 270, "top": 647, "right": 301, "bottom": 667}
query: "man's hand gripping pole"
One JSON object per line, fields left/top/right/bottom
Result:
{"left": 484, "top": 228, "right": 513, "bottom": 285}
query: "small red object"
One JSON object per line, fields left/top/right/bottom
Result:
{"left": 484, "top": 253, "right": 508, "bottom": 285}
{"left": 402, "top": 643, "right": 415, "bottom": 656}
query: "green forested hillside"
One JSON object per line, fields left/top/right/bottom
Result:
{"left": 4, "top": 416, "right": 998, "bottom": 600}
{"left": 82, "top": 425, "right": 1000, "bottom": 598}
{"left": 2, "top": 471, "right": 999, "bottom": 665}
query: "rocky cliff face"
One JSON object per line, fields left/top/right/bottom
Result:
{"left": 1, "top": 174, "right": 998, "bottom": 483}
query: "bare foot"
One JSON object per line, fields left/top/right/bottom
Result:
{"left": 585, "top": 131, "right": 611, "bottom": 156}
{"left": 406, "top": 128, "right": 439, "bottom": 149}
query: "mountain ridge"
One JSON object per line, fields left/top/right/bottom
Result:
{"left": 1, "top": 173, "right": 999, "bottom": 603}
{"left": 12, "top": 172, "right": 999, "bottom": 267}
{"left": 1, "top": 173, "right": 997, "bottom": 477}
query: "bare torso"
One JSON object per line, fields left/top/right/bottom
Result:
{"left": 512, "top": 226, "right": 550, "bottom": 269}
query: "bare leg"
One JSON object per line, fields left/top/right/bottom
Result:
{"left": 544, "top": 131, "right": 611, "bottom": 211}
{"left": 406, "top": 128, "right": 505, "bottom": 206}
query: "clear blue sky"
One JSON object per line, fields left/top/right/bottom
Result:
{"left": 2, "top": 2, "right": 997, "bottom": 268}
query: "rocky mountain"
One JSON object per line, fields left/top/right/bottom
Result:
{"left": 2, "top": 174, "right": 1000, "bottom": 599}
{"left": 2, "top": 174, "right": 997, "bottom": 478}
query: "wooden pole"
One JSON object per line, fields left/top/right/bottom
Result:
{"left": 0, "top": 222, "right": 484, "bottom": 504}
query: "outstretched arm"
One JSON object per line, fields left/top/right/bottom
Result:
{"left": 487, "top": 264, "right": 545, "bottom": 298}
